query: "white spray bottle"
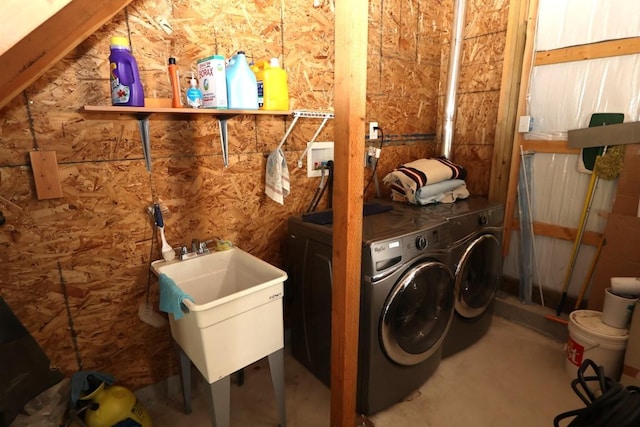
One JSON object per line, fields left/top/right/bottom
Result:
{"left": 185, "top": 72, "right": 203, "bottom": 108}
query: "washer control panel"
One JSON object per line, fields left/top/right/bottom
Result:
{"left": 405, "top": 225, "right": 449, "bottom": 259}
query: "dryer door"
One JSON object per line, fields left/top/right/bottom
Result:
{"left": 455, "top": 233, "right": 501, "bottom": 319}
{"left": 380, "top": 260, "right": 454, "bottom": 366}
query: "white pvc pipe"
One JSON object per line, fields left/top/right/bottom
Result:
{"left": 441, "top": 0, "right": 467, "bottom": 160}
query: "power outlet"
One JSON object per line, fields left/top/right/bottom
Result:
{"left": 369, "top": 122, "right": 378, "bottom": 140}
{"left": 518, "top": 116, "right": 533, "bottom": 133}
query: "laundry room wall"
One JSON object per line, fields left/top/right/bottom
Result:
{"left": 0, "top": 0, "right": 508, "bottom": 389}
{"left": 501, "top": 0, "right": 640, "bottom": 303}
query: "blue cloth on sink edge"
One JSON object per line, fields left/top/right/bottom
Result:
{"left": 159, "top": 273, "right": 195, "bottom": 320}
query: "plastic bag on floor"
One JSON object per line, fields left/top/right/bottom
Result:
{"left": 10, "top": 379, "right": 69, "bottom": 427}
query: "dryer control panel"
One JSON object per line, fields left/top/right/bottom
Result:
{"left": 449, "top": 205, "right": 504, "bottom": 241}
{"left": 366, "top": 224, "right": 450, "bottom": 276}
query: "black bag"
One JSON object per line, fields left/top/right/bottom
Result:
{"left": 554, "top": 359, "right": 640, "bottom": 426}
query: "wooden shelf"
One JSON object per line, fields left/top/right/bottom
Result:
{"left": 83, "top": 104, "right": 291, "bottom": 119}
{"left": 83, "top": 104, "right": 292, "bottom": 168}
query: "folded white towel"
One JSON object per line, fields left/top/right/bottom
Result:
{"left": 390, "top": 179, "right": 470, "bottom": 205}
{"left": 265, "top": 148, "right": 290, "bottom": 205}
{"left": 416, "top": 179, "right": 468, "bottom": 203}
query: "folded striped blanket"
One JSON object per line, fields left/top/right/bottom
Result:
{"left": 383, "top": 157, "right": 467, "bottom": 204}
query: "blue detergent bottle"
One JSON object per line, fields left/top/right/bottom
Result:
{"left": 225, "top": 51, "right": 258, "bottom": 109}
{"left": 109, "top": 36, "right": 145, "bottom": 107}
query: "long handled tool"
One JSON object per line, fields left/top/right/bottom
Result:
{"left": 556, "top": 159, "right": 602, "bottom": 315}
{"left": 555, "top": 113, "right": 624, "bottom": 316}
{"left": 573, "top": 236, "right": 606, "bottom": 310}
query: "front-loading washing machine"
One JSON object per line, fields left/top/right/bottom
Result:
{"left": 286, "top": 204, "right": 455, "bottom": 415}
{"left": 382, "top": 198, "right": 504, "bottom": 357}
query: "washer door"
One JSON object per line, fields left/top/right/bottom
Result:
{"left": 380, "top": 260, "right": 455, "bottom": 366}
{"left": 455, "top": 233, "right": 501, "bottom": 319}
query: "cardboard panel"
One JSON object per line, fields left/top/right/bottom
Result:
{"left": 612, "top": 144, "right": 640, "bottom": 215}
{"left": 622, "top": 302, "right": 640, "bottom": 387}
{"left": 588, "top": 214, "right": 640, "bottom": 310}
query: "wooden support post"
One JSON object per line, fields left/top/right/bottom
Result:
{"left": 332, "top": 0, "right": 368, "bottom": 425}
{"left": 489, "top": 0, "right": 532, "bottom": 203}
{"left": 501, "top": 0, "right": 539, "bottom": 256}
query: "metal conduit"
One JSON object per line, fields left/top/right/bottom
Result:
{"left": 441, "top": 0, "right": 467, "bottom": 160}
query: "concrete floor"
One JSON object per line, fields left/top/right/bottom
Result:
{"left": 140, "top": 311, "right": 584, "bottom": 427}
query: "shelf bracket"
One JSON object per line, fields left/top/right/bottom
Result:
{"left": 297, "top": 114, "right": 333, "bottom": 168}
{"left": 136, "top": 114, "right": 152, "bottom": 172}
{"left": 218, "top": 118, "right": 229, "bottom": 167}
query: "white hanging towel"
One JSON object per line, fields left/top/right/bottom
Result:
{"left": 265, "top": 148, "right": 290, "bottom": 205}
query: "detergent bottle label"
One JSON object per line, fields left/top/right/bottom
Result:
{"left": 256, "top": 80, "right": 264, "bottom": 108}
{"left": 110, "top": 63, "right": 131, "bottom": 104}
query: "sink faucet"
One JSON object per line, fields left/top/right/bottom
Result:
{"left": 178, "top": 239, "right": 214, "bottom": 260}
{"left": 191, "top": 239, "right": 211, "bottom": 255}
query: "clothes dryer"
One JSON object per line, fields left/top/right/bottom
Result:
{"left": 379, "top": 198, "right": 504, "bottom": 357}
{"left": 439, "top": 199, "right": 503, "bottom": 357}
{"left": 286, "top": 204, "right": 455, "bottom": 414}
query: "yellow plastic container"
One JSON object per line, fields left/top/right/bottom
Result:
{"left": 83, "top": 382, "right": 152, "bottom": 427}
{"left": 251, "top": 58, "right": 289, "bottom": 111}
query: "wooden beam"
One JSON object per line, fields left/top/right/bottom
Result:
{"left": 521, "top": 139, "right": 580, "bottom": 154}
{"left": 502, "top": 0, "right": 539, "bottom": 256}
{"left": 511, "top": 220, "right": 603, "bottom": 247}
{"left": 535, "top": 37, "right": 640, "bottom": 66}
{"left": 331, "top": 0, "right": 367, "bottom": 425}
{"left": 489, "top": 0, "right": 530, "bottom": 203}
{"left": 0, "top": 0, "right": 71, "bottom": 55}
{"left": 0, "top": 0, "right": 133, "bottom": 110}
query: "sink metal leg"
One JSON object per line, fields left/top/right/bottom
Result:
{"left": 176, "top": 344, "right": 192, "bottom": 414}
{"left": 268, "top": 349, "right": 287, "bottom": 427}
{"left": 206, "top": 375, "right": 230, "bottom": 427}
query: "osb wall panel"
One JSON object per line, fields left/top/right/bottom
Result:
{"left": 367, "top": 0, "right": 443, "bottom": 140}
{"left": 0, "top": 0, "right": 507, "bottom": 390}
{"left": 437, "top": 0, "right": 508, "bottom": 197}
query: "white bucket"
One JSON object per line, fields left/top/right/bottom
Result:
{"left": 602, "top": 288, "right": 638, "bottom": 329}
{"left": 565, "top": 310, "right": 629, "bottom": 380}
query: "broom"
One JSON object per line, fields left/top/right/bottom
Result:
{"left": 551, "top": 113, "right": 624, "bottom": 320}
{"left": 548, "top": 144, "right": 624, "bottom": 323}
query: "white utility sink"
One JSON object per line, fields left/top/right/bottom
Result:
{"left": 151, "top": 247, "right": 287, "bottom": 383}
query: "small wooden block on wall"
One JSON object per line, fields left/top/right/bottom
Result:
{"left": 29, "top": 150, "right": 63, "bottom": 200}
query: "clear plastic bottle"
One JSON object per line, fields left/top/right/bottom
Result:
{"left": 109, "top": 36, "right": 145, "bottom": 107}
{"left": 225, "top": 51, "right": 258, "bottom": 109}
{"left": 185, "top": 72, "right": 203, "bottom": 108}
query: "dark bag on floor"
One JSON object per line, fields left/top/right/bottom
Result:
{"left": 554, "top": 359, "right": 640, "bottom": 427}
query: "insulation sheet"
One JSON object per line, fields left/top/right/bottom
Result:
{"left": 503, "top": 0, "right": 638, "bottom": 298}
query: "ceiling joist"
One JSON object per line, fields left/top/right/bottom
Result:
{"left": 0, "top": 0, "right": 133, "bottom": 110}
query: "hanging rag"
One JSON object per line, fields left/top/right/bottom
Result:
{"left": 158, "top": 273, "right": 195, "bottom": 320}
{"left": 265, "top": 148, "right": 290, "bottom": 205}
